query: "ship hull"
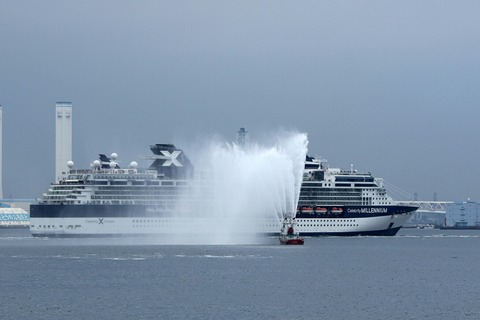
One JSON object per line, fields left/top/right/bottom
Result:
{"left": 279, "top": 236, "right": 304, "bottom": 245}
{"left": 30, "top": 204, "right": 416, "bottom": 237}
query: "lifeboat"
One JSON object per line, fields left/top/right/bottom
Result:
{"left": 331, "top": 207, "right": 344, "bottom": 214}
{"left": 301, "top": 206, "right": 314, "bottom": 214}
{"left": 315, "top": 207, "right": 327, "bottom": 214}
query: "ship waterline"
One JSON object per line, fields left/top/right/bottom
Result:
{"left": 30, "top": 204, "right": 413, "bottom": 237}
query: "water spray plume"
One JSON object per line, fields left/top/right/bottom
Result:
{"left": 176, "top": 131, "right": 308, "bottom": 244}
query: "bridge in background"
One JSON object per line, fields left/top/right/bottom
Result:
{"left": 394, "top": 201, "right": 453, "bottom": 226}
{"left": 394, "top": 201, "right": 452, "bottom": 214}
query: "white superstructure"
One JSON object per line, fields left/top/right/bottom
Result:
{"left": 55, "top": 102, "right": 72, "bottom": 182}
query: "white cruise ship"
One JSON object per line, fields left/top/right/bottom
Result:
{"left": 30, "top": 144, "right": 416, "bottom": 237}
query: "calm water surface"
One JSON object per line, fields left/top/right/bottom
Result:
{"left": 1, "top": 228, "right": 479, "bottom": 320}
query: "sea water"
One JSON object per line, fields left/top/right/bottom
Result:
{"left": 1, "top": 228, "right": 480, "bottom": 320}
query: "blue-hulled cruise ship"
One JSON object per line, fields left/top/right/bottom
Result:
{"left": 294, "top": 156, "right": 417, "bottom": 235}
{"left": 30, "top": 144, "right": 417, "bottom": 237}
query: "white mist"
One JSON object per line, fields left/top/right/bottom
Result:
{"left": 175, "top": 131, "right": 309, "bottom": 245}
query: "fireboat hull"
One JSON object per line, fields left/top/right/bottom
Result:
{"left": 279, "top": 236, "right": 304, "bottom": 245}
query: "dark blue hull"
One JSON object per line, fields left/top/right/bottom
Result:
{"left": 295, "top": 205, "right": 417, "bottom": 219}
{"left": 31, "top": 204, "right": 417, "bottom": 219}
{"left": 299, "top": 226, "right": 402, "bottom": 237}
{"left": 30, "top": 204, "right": 417, "bottom": 237}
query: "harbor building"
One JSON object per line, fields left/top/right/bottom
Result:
{"left": 0, "top": 199, "right": 33, "bottom": 228}
{"left": 55, "top": 102, "right": 72, "bottom": 182}
{"left": 445, "top": 200, "right": 480, "bottom": 228}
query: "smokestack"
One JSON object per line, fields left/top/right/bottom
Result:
{"left": 55, "top": 102, "right": 72, "bottom": 182}
{"left": 236, "top": 127, "right": 249, "bottom": 149}
{"left": 0, "top": 106, "right": 3, "bottom": 199}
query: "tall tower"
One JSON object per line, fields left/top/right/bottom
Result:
{"left": 55, "top": 102, "right": 72, "bottom": 182}
{"left": 236, "top": 127, "right": 249, "bottom": 149}
{"left": 0, "top": 106, "right": 3, "bottom": 199}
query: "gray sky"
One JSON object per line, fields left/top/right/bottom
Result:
{"left": 1, "top": 1, "right": 479, "bottom": 201}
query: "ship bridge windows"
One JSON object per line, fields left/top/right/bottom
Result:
{"left": 111, "top": 181, "right": 128, "bottom": 185}
{"left": 354, "top": 183, "right": 377, "bottom": 187}
{"left": 335, "top": 183, "right": 351, "bottom": 187}
{"left": 335, "top": 176, "right": 374, "bottom": 182}
{"left": 68, "top": 175, "right": 84, "bottom": 180}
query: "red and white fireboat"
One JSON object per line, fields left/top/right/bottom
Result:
{"left": 279, "top": 217, "right": 304, "bottom": 245}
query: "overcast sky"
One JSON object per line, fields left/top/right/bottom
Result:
{"left": 1, "top": 1, "right": 479, "bottom": 201}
